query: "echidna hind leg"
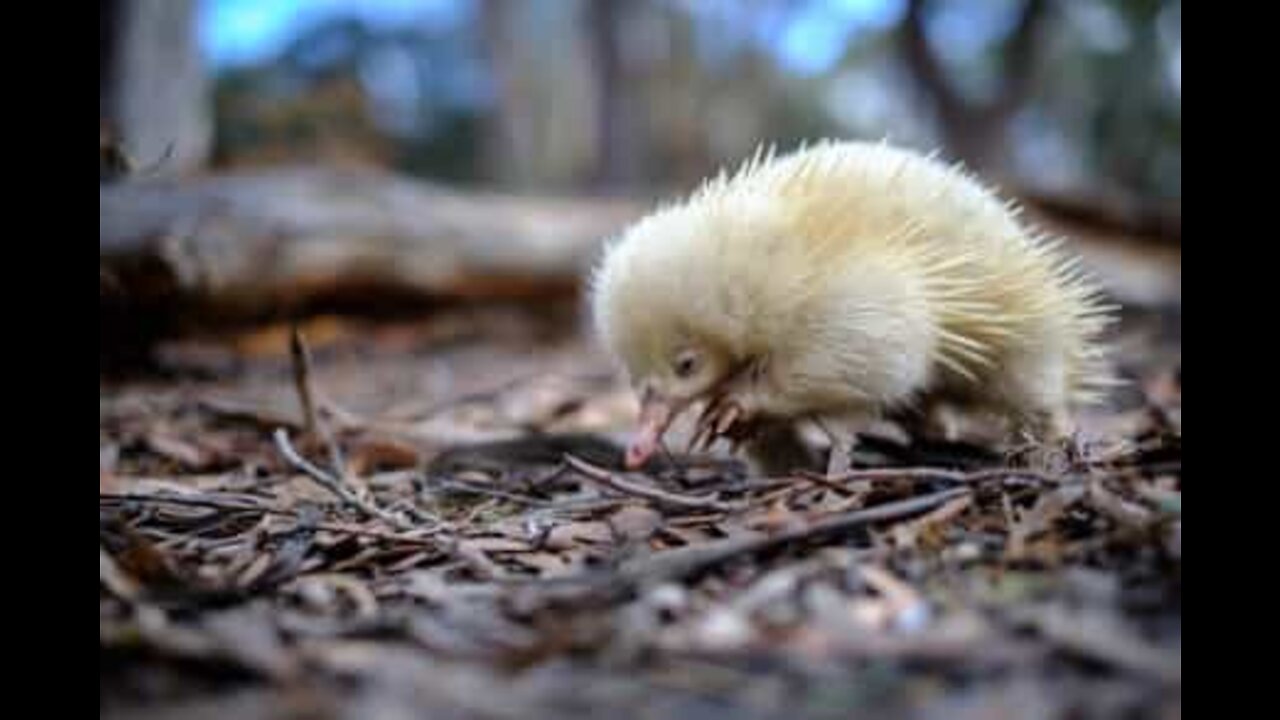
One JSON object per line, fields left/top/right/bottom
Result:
{"left": 815, "top": 415, "right": 867, "bottom": 476}
{"left": 914, "top": 394, "right": 964, "bottom": 442}
{"left": 993, "top": 399, "right": 1079, "bottom": 470}
{"left": 995, "top": 347, "right": 1077, "bottom": 442}
{"left": 885, "top": 394, "right": 961, "bottom": 443}
{"left": 1006, "top": 405, "right": 1072, "bottom": 444}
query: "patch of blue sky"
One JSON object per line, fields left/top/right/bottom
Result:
{"left": 200, "top": 0, "right": 474, "bottom": 68}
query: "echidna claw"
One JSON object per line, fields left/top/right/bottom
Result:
{"left": 714, "top": 403, "right": 742, "bottom": 435}
{"left": 685, "top": 396, "right": 749, "bottom": 455}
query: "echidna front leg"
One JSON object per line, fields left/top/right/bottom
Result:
{"left": 688, "top": 357, "right": 770, "bottom": 451}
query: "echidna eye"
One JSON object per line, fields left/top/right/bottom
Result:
{"left": 673, "top": 351, "right": 700, "bottom": 378}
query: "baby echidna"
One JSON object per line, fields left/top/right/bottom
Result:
{"left": 590, "top": 140, "right": 1117, "bottom": 474}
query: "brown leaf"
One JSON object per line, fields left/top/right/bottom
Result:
{"left": 100, "top": 546, "right": 141, "bottom": 600}
{"left": 459, "top": 537, "right": 532, "bottom": 553}
{"left": 100, "top": 443, "right": 120, "bottom": 474}
{"left": 1006, "top": 486, "right": 1086, "bottom": 561}
{"left": 286, "top": 573, "right": 379, "bottom": 619}
{"left": 544, "top": 521, "right": 614, "bottom": 550}
{"left": 349, "top": 437, "right": 423, "bottom": 475}
{"left": 111, "top": 526, "right": 186, "bottom": 589}
{"left": 455, "top": 540, "right": 506, "bottom": 580}
{"left": 857, "top": 564, "right": 931, "bottom": 633}
{"left": 607, "top": 505, "right": 663, "bottom": 543}
{"left": 1012, "top": 604, "right": 1180, "bottom": 685}
{"left": 1087, "top": 480, "right": 1155, "bottom": 531}
{"left": 512, "top": 551, "right": 580, "bottom": 577}
{"left": 892, "top": 494, "right": 972, "bottom": 550}
{"left": 145, "top": 431, "right": 210, "bottom": 468}
{"left": 202, "top": 606, "right": 299, "bottom": 681}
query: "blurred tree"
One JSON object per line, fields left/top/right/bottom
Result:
{"left": 212, "top": 19, "right": 391, "bottom": 170}
{"left": 588, "top": 0, "right": 634, "bottom": 189}
{"left": 481, "top": 0, "right": 601, "bottom": 190}
{"left": 100, "top": 0, "right": 211, "bottom": 175}
{"left": 899, "top": 0, "right": 1049, "bottom": 175}
{"left": 211, "top": 16, "right": 488, "bottom": 180}
{"left": 1087, "top": 0, "right": 1179, "bottom": 201}
{"left": 195, "top": 0, "right": 1178, "bottom": 210}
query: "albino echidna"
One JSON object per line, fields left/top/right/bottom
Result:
{"left": 589, "top": 140, "right": 1117, "bottom": 474}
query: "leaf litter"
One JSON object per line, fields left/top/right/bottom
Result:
{"left": 101, "top": 308, "right": 1181, "bottom": 720}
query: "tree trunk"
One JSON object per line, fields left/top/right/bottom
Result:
{"left": 100, "top": 0, "right": 211, "bottom": 175}
{"left": 900, "top": 0, "right": 1049, "bottom": 175}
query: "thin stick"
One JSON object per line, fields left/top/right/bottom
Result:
{"left": 799, "top": 459, "right": 1180, "bottom": 489}
{"left": 1009, "top": 605, "right": 1181, "bottom": 685}
{"left": 100, "top": 492, "right": 444, "bottom": 546}
{"left": 274, "top": 428, "right": 414, "bottom": 530}
{"left": 290, "top": 325, "right": 320, "bottom": 434}
{"left": 801, "top": 472, "right": 860, "bottom": 495}
{"left": 892, "top": 493, "right": 974, "bottom": 540}
{"left": 290, "top": 325, "right": 346, "bottom": 478}
{"left": 428, "top": 477, "right": 553, "bottom": 507}
{"left": 798, "top": 466, "right": 1066, "bottom": 486}
{"left": 612, "top": 494, "right": 955, "bottom": 589}
{"left": 523, "top": 487, "right": 971, "bottom": 604}
{"left": 564, "top": 454, "right": 740, "bottom": 512}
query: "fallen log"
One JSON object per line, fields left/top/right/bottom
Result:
{"left": 100, "top": 166, "right": 1179, "bottom": 363}
{"left": 101, "top": 166, "right": 644, "bottom": 324}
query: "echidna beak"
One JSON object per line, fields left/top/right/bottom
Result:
{"left": 624, "top": 390, "right": 683, "bottom": 470}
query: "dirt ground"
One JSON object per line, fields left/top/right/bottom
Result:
{"left": 100, "top": 296, "right": 1180, "bottom": 720}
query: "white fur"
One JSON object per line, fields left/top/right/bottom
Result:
{"left": 590, "top": 140, "right": 1116, "bottom": 440}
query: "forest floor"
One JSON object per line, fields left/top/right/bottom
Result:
{"left": 101, "top": 295, "right": 1180, "bottom": 720}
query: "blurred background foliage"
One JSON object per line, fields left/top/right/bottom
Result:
{"left": 102, "top": 0, "right": 1180, "bottom": 205}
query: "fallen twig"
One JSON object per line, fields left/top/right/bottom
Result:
{"left": 660, "top": 485, "right": 972, "bottom": 577}
{"left": 426, "top": 476, "right": 554, "bottom": 507}
{"left": 891, "top": 493, "right": 974, "bottom": 548}
{"left": 519, "top": 486, "right": 971, "bottom": 605}
{"left": 100, "top": 492, "right": 444, "bottom": 546}
{"left": 1086, "top": 480, "right": 1157, "bottom": 531}
{"left": 290, "top": 326, "right": 346, "bottom": 479}
{"left": 1009, "top": 604, "right": 1181, "bottom": 685}
{"left": 274, "top": 428, "right": 415, "bottom": 531}
{"left": 564, "top": 454, "right": 740, "bottom": 512}
{"left": 800, "top": 472, "right": 861, "bottom": 496}
{"left": 801, "top": 466, "right": 1067, "bottom": 486}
